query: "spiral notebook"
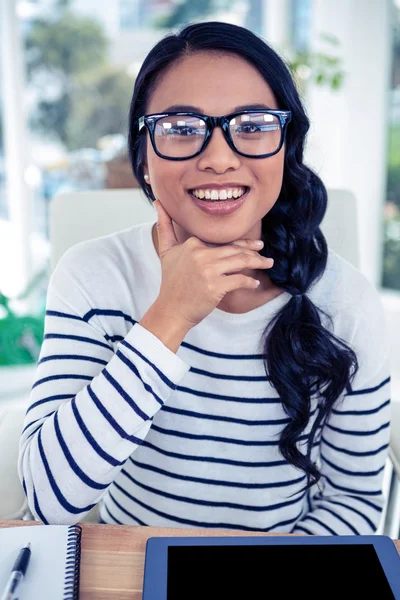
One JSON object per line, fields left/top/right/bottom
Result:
{"left": 0, "top": 524, "right": 82, "bottom": 600}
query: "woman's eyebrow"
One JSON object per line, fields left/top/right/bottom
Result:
{"left": 161, "top": 103, "right": 274, "bottom": 113}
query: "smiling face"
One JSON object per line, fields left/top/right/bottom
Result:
{"left": 143, "top": 51, "right": 285, "bottom": 247}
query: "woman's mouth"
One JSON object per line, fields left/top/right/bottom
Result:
{"left": 188, "top": 186, "right": 250, "bottom": 215}
{"left": 189, "top": 186, "right": 249, "bottom": 201}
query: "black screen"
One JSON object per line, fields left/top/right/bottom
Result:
{"left": 167, "top": 544, "right": 395, "bottom": 599}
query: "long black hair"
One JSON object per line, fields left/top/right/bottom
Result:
{"left": 127, "top": 21, "right": 358, "bottom": 491}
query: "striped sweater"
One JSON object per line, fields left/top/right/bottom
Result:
{"left": 18, "top": 219, "right": 391, "bottom": 534}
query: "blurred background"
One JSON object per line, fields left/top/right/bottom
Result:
{"left": 0, "top": 0, "right": 398, "bottom": 406}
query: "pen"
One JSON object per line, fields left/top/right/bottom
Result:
{"left": 0, "top": 542, "right": 31, "bottom": 600}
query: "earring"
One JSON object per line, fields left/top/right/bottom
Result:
{"left": 144, "top": 174, "right": 149, "bottom": 182}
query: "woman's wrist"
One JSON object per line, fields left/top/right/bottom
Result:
{"left": 139, "top": 301, "right": 192, "bottom": 353}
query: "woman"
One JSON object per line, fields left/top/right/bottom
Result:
{"left": 19, "top": 21, "right": 391, "bottom": 534}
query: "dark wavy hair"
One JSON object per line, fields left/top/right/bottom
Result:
{"left": 127, "top": 21, "right": 358, "bottom": 491}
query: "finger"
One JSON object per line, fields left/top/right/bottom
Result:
{"left": 204, "top": 239, "right": 263, "bottom": 251}
{"left": 217, "top": 253, "right": 274, "bottom": 275}
{"left": 210, "top": 242, "right": 270, "bottom": 260}
{"left": 223, "top": 273, "right": 262, "bottom": 292}
{"left": 231, "top": 239, "right": 264, "bottom": 250}
{"left": 153, "top": 199, "right": 179, "bottom": 255}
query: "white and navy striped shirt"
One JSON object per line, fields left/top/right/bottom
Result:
{"left": 18, "top": 220, "right": 391, "bottom": 534}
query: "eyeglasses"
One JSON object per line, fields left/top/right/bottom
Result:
{"left": 137, "top": 109, "right": 292, "bottom": 160}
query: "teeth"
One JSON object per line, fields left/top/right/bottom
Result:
{"left": 191, "top": 187, "right": 247, "bottom": 200}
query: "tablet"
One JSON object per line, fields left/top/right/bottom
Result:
{"left": 142, "top": 535, "right": 400, "bottom": 599}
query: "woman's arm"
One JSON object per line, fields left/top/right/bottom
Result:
{"left": 18, "top": 249, "right": 191, "bottom": 526}
{"left": 292, "top": 285, "right": 391, "bottom": 535}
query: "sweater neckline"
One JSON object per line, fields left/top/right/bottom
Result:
{"left": 140, "top": 220, "right": 293, "bottom": 326}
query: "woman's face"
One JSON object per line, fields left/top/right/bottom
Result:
{"left": 143, "top": 51, "right": 285, "bottom": 246}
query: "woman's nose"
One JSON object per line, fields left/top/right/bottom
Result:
{"left": 196, "top": 126, "right": 241, "bottom": 172}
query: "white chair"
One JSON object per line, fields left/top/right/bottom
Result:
{"left": 0, "top": 410, "right": 29, "bottom": 520}
{"left": 49, "top": 188, "right": 156, "bottom": 273}
{"left": 383, "top": 402, "right": 400, "bottom": 537}
{"left": 49, "top": 187, "right": 361, "bottom": 273}
{"left": 0, "top": 186, "right": 363, "bottom": 522}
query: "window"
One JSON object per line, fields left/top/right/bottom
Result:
{"left": 382, "top": 0, "right": 400, "bottom": 290}
{"left": 290, "top": 0, "right": 312, "bottom": 53}
{"left": 0, "top": 44, "right": 6, "bottom": 222}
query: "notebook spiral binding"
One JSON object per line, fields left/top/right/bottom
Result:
{"left": 63, "top": 525, "right": 82, "bottom": 600}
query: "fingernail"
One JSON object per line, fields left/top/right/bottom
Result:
{"left": 255, "top": 240, "right": 264, "bottom": 247}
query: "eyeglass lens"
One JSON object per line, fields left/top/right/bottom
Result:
{"left": 153, "top": 113, "right": 282, "bottom": 158}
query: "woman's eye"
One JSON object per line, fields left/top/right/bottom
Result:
{"left": 169, "top": 126, "right": 195, "bottom": 136}
{"left": 237, "top": 122, "right": 260, "bottom": 134}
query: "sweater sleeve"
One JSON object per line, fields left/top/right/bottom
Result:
{"left": 292, "top": 282, "right": 391, "bottom": 535}
{"left": 18, "top": 247, "right": 191, "bottom": 525}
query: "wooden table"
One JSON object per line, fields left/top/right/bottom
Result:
{"left": 2, "top": 520, "right": 400, "bottom": 600}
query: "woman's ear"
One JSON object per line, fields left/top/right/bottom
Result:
{"left": 142, "top": 160, "right": 150, "bottom": 184}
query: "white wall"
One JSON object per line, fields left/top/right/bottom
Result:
{"left": 381, "top": 291, "right": 400, "bottom": 401}
{"left": 263, "top": 0, "right": 290, "bottom": 49}
{"left": 305, "top": 0, "right": 393, "bottom": 288}
{"left": 0, "top": 0, "right": 34, "bottom": 295}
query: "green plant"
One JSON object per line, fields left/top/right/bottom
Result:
{"left": 0, "top": 266, "right": 48, "bottom": 366}
{"left": 285, "top": 33, "right": 345, "bottom": 94}
{"left": 0, "top": 294, "right": 44, "bottom": 366}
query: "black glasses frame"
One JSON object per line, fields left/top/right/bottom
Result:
{"left": 137, "top": 109, "right": 292, "bottom": 161}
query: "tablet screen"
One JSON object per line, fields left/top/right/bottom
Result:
{"left": 167, "top": 544, "right": 395, "bottom": 599}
